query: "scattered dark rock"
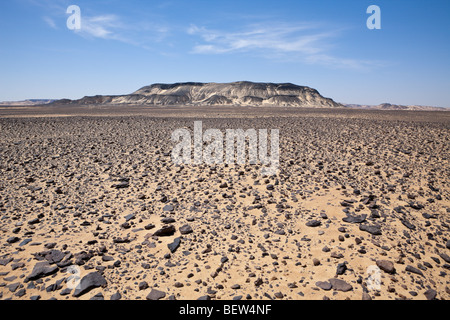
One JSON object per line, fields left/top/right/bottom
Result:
{"left": 401, "top": 219, "right": 416, "bottom": 230}
{"left": 163, "top": 204, "right": 174, "bottom": 212}
{"left": 153, "top": 225, "right": 176, "bottom": 237}
{"left": 111, "top": 181, "right": 129, "bottom": 189}
{"left": 72, "top": 272, "right": 107, "bottom": 298}
{"left": 138, "top": 281, "right": 149, "bottom": 290}
{"left": 336, "top": 262, "right": 347, "bottom": 275}
{"left": 359, "top": 224, "right": 382, "bottom": 235}
{"left": 90, "top": 292, "right": 105, "bottom": 300}
{"left": 274, "top": 292, "right": 283, "bottom": 299}
{"left": 6, "top": 237, "right": 20, "bottom": 244}
{"left": 110, "top": 292, "right": 122, "bottom": 300}
{"left": 161, "top": 217, "right": 176, "bottom": 224}
{"left": 424, "top": 289, "right": 437, "bottom": 300}
{"left": 342, "top": 214, "right": 367, "bottom": 224}
{"left": 376, "top": 260, "right": 396, "bottom": 274}
{"left": 0, "top": 257, "right": 13, "bottom": 266}
{"left": 168, "top": 237, "right": 181, "bottom": 253}
{"left": 146, "top": 288, "right": 166, "bottom": 300}
{"left": 439, "top": 252, "right": 450, "bottom": 263}
{"left": 306, "top": 220, "right": 321, "bottom": 227}
{"left": 25, "top": 262, "right": 58, "bottom": 282}
{"left": 328, "top": 278, "right": 353, "bottom": 292}
{"left": 179, "top": 224, "right": 193, "bottom": 235}
{"left": 405, "top": 265, "right": 424, "bottom": 277}
{"left": 316, "top": 281, "right": 332, "bottom": 291}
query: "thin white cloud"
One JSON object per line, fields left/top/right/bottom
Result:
{"left": 72, "top": 13, "right": 171, "bottom": 49}
{"left": 188, "top": 23, "right": 329, "bottom": 54}
{"left": 43, "top": 16, "right": 57, "bottom": 29}
{"left": 187, "top": 22, "right": 378, "bottom": 70}
{"left": 28, "top": 0, "right": 170, "bottom": 50}
{"left": 76, "top": 14, "right": 120, "bottom": 39}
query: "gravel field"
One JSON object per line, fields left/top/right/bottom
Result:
{"left": 0, "top": 106, "right": 449, "bottom": 300}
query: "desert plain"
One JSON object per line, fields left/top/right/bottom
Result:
{"left": 0, "top": 105, "right": 449, "bottom": 300}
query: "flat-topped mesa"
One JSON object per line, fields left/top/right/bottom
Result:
{"left": 59, "top": 81, "right": 344, "bottom": 108}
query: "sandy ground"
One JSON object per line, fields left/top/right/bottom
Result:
{"left": 0, "top": 105, "right": 449, "bottom": 300}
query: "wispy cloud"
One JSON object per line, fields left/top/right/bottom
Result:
{"left": 73, "top": 12, "right": 171, "bottom": 49}
{"left": 73, "top": 13, "right": 167, "bottom": 49}
{"left": 76, "top": 14, "right": 123, "bottom": 39}
{"left": 43, "top": 16, "right": 57, "bottom": 29}
{"left": 187, "top": 22, "right": 378, "bottom": 70}
{"left": 187, "top": 23, "right": 326, "bottom": 54}
{"left": 29, "top": 0, "right": 170, "bottom": 49}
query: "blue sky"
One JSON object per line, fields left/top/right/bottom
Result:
{"left": 1, "top": 0, "right": 449, "bottom": 107}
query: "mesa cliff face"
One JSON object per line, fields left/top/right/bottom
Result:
{"left": 59, "top": 81, "right": 343, "bottom": 108}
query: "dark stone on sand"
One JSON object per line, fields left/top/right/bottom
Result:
{"left": 7, "top": 237, "right": 20, "bottom": 244}
{"left": 306, "top": 220, "right": 321, "bottom": 227}
{"left": 144, "top": 224, "right": 155, "bottom": 230}
{"left": 359, "top": 224, "right": 382, "bottom": 235}
{"left": 168, "top": 237, "right": 181, "bottom": 253}
{"left": 161, "top": 217, "right": 176, "bottom": 224}
{"left": 138, "top": 281, "right": 149, "bottom": 290}
{"left": 328, "top": 278, "right": 353, "bottom": 292}
{"left": 153, "top": 225, "right": 176, "bottom": 237}
{"left": 72, "top": 272, "right": 107, "bottom": 298}
{"left": 376, "top": 260, "right": 396, "bottom": 274}
{"left": 405, "top": 265, "right": 424, "bottom": 277}
{"left": 274, "top": 292, "right": 283, "bottom": 299}
{"left": 60, "top": 288, "right": 72, "bottom": 296}
{"left": 45, "top": 250, "right": 65, "bottom": 264}
{"left": 424, "top": 289, "right": 437, "bottom": 300}
{"left": 342, "top": 214, "right": 367, "bottom": 224}
{"left": 163, "top": 204, "right": 174, "bottom": 212}
{"left": 401, "top": 219, "right": 416, "bottom": 230}
{"left": 0, "top": 257, "right": 13, "bottom": 266}
{"left": 179, "top": 224, "right": 193, "bottom": 235}
{"left": 439, "top": 252, "right": 450, "bottom": 263}
{"left": 110, "top": 292, "right": 122, "bottom": 300}
{"left": 15, "top": 289, "right": 26, "bottom": 297}
{"left": 90, "top": 293, "right": 105, "bottom": 300}
{"left": 315, "top": 281, "right": 332, "bottom": 291}
{"left": 146, "top": 288, "right": 166, "bottom": 300}
{"left": 336, "top": 262, "right": 347, "bottom": 275}
{"left": 8, "top": 282, "right": 21, "bottom": 293}
{"left": 112, "top": 181, "right": 129, "bottom": 189}
{"left": 25, "top": 262, "right": 58, "bottom": 282}
{"left": 28, "top": 218, "right": 40, "bottom": 225}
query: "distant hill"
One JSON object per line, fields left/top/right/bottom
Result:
{"left": 53, "top": 81, "right": 343, "bottom": 108}
{"left": 344, "top": 103, "right": 448, "bottom": 111}
{"left": 0, "top": 99, "right": 55, "bottom": 106}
